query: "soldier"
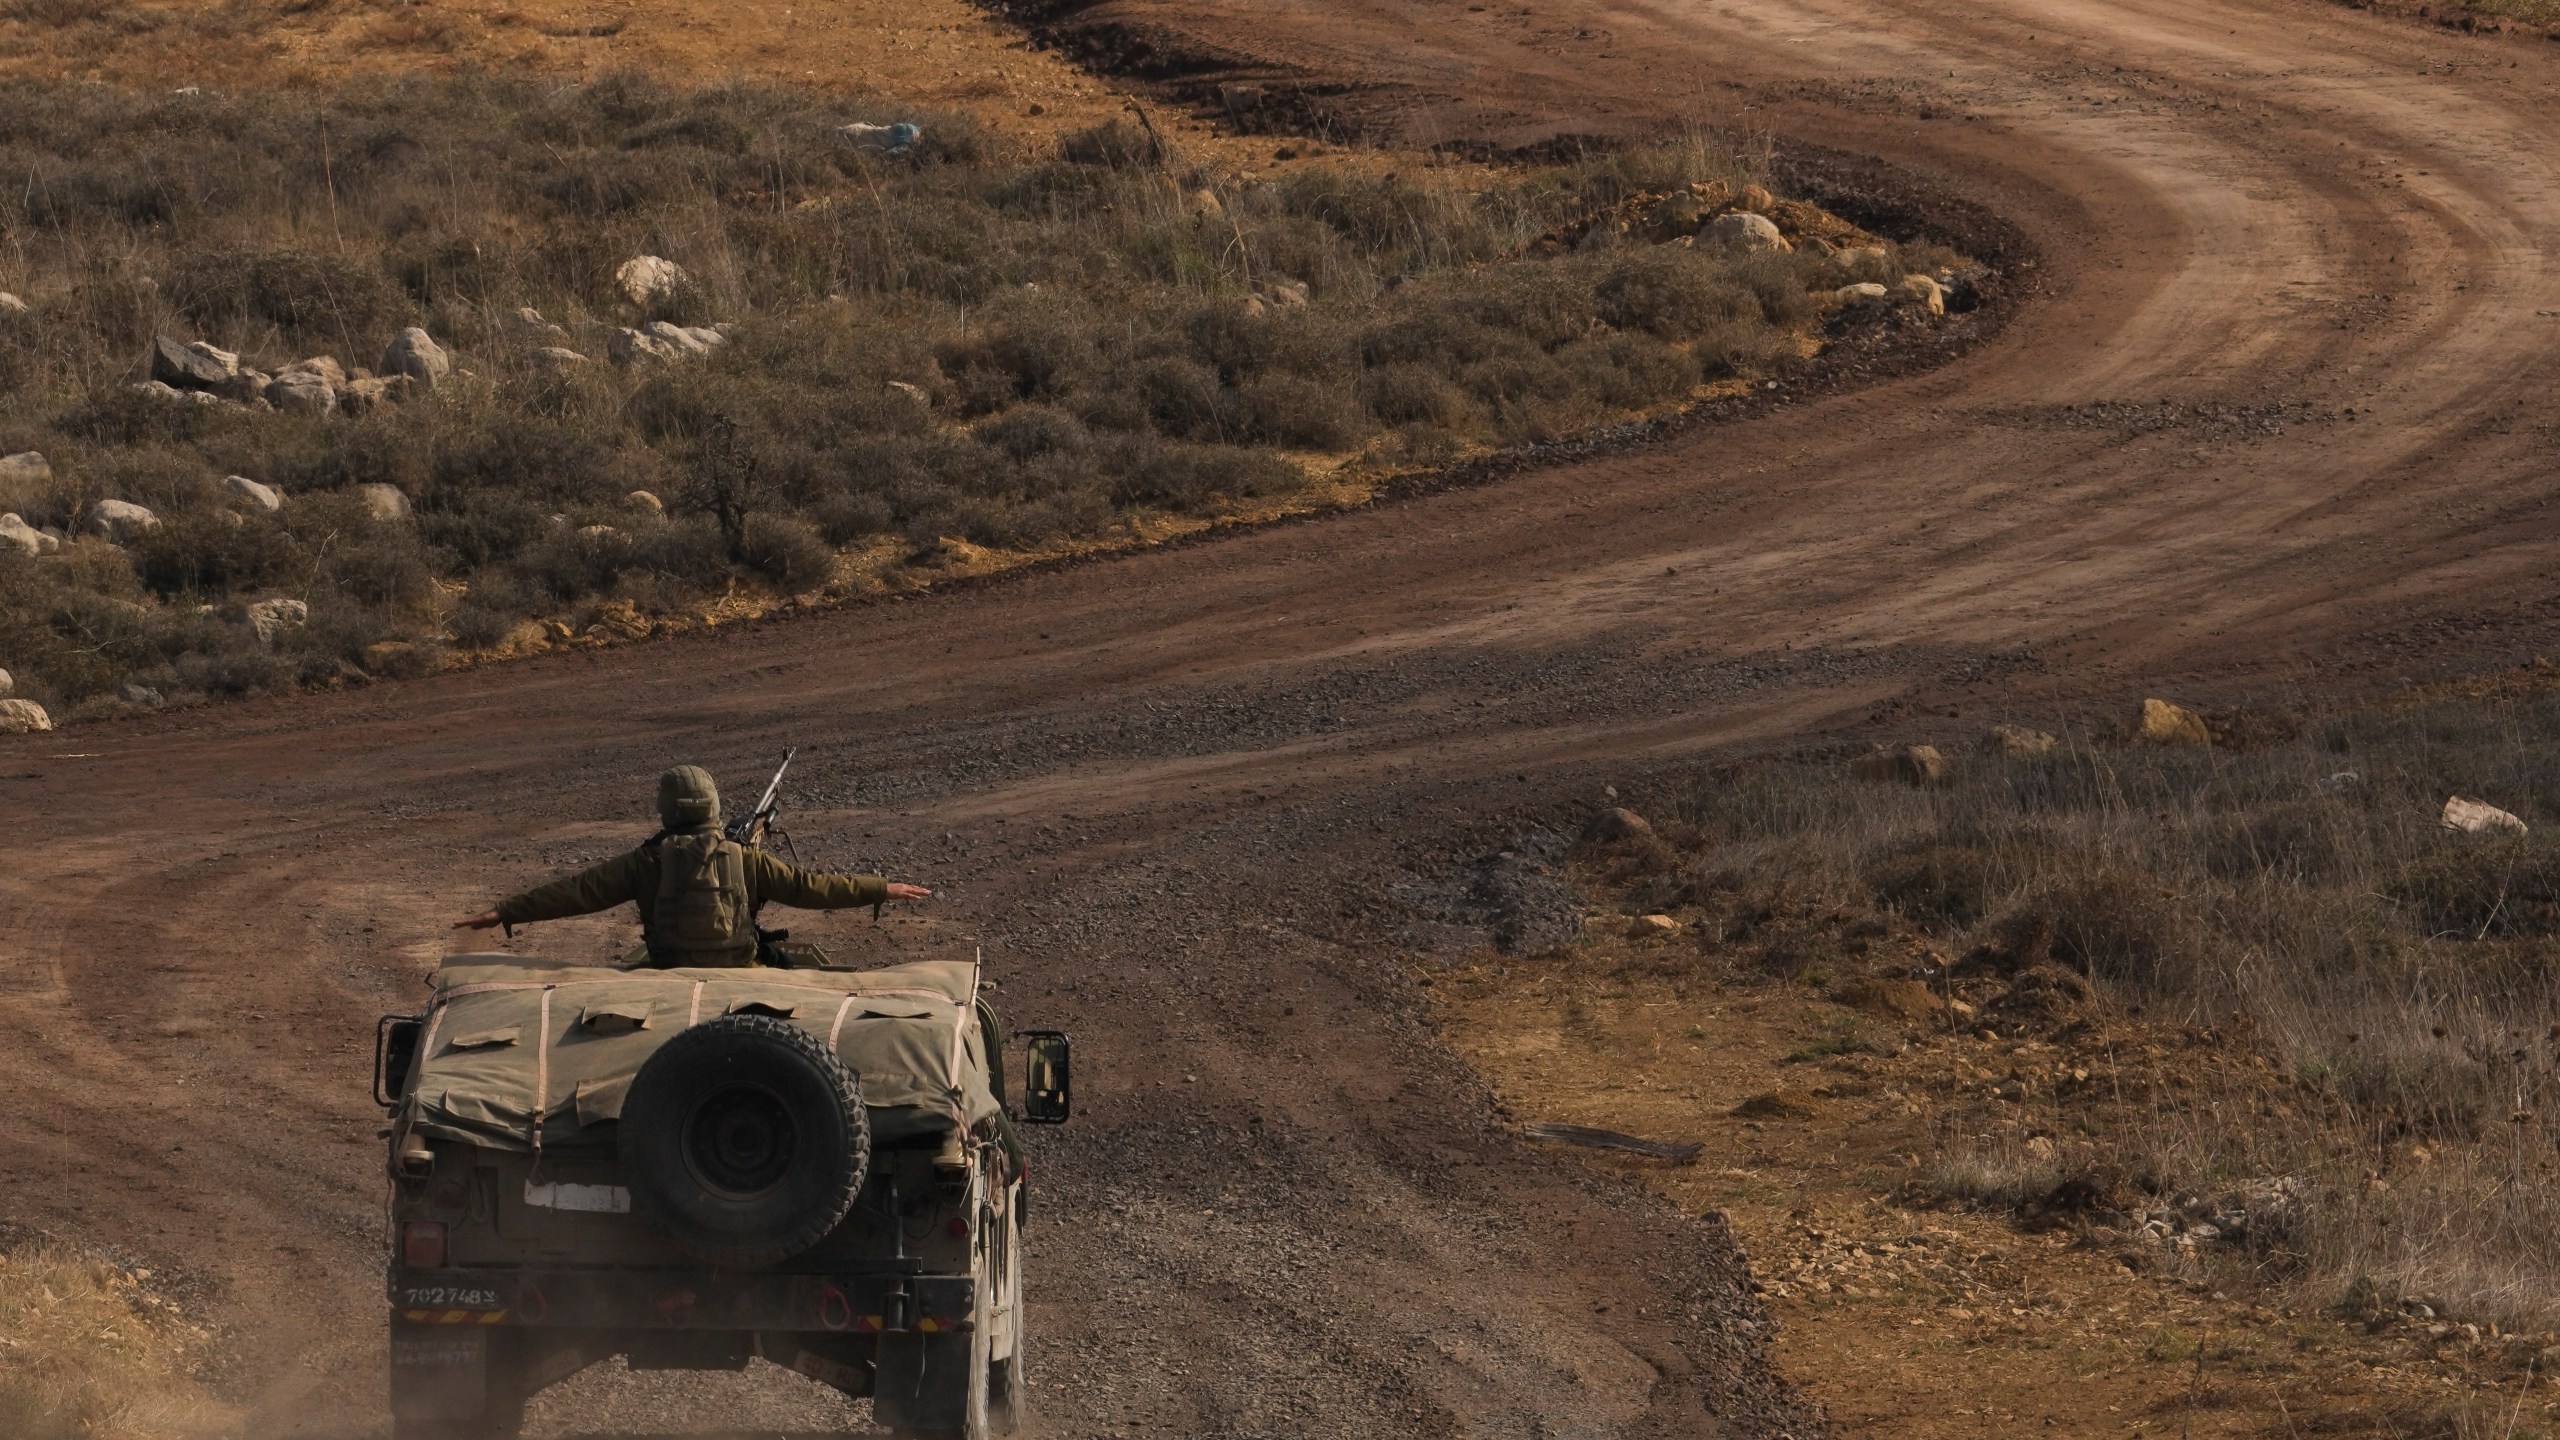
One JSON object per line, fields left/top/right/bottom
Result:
{"left": 452, "top": 764, "right": 932, "bottom": 966}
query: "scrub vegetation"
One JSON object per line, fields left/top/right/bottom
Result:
{"left": 0, "top": 1241, "right": 229, "bottom": 1440}
{"left": 0, "top": 74, "right": 1957, "bottom": 721}
{"left": 1569, "top": 677, "right": 2560, "bottom": 1332}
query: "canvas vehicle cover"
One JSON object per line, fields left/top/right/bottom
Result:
{"left": 404, "top": 954, "right": 1000, "bottom": 1150}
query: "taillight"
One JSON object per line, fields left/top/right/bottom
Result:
{"left": 401, "top": 1221, "right": 447, "bottom": 1269}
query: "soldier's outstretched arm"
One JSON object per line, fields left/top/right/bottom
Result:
{"left": 451, "top": 850, "right": 651, "bottom": 930}
{"left": 745, "top": 850, "right": 933, "bottom": 910}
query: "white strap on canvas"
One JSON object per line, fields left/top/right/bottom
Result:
{"left": 531, "top": 985, "right": 556, "bottom": 1165}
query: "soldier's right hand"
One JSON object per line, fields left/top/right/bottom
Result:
{"left": 453, "top": 909, "right": 503, "bottom": 930}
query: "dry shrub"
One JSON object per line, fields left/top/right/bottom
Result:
{"left": 1993, "top": 865, "right": 2201, "bottom": 993}
{"left": 2390, "top": 835, "right": 2560, "bottom": 939}
{"left": 164, "top": 247, "right": 408, "bottom": 353}
{"left": 0, "top": 73, "right": 1846, "bottom": 715}
{"left": 737, "top": 513, "right": 833, "bottom": 590}
{"left": 1595, "top": 248, "right": 1753, "bottom": 336}
{"left": 1646, "top": 686, "right": 2560, "bottom": 1327}
{"left": 0, "top": 1243, "right": 233, "bottom": 1440}
{"left": 1863, "top": 839, "right": 2011, "bottom": 931}
{"left": 1057, "top": 119, "right": 1163, "bottom": 170}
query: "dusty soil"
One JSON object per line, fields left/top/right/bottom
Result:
{"left": 1434, "top": 938, "right": 2560, "bottom": 1437}
{"left": 6, "top": 0, "right": 2560, "bottom": 1436}
{"left": 0, "top": 0, "right": 1278, "bottom": 167}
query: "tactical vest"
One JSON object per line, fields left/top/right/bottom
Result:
{"left": 646, "top": 831, "right": 758, "bottom": 967}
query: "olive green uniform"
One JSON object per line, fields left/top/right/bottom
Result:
{"left": 494, "top": 836, "right": 888, "bottom": 958}
{"left": 491, "top": 765, "right": 889, "bottom": 968}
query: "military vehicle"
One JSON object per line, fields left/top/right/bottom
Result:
{"left": 373, "top": 953, "right": 1071, "bottom": 1439}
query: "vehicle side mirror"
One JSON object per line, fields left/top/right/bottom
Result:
{"left": 376, "top": 1014, "right": 424, "bottom": 1110}
{"left": 1017, "top": 1030, "right": 1071, "bottom": 1124}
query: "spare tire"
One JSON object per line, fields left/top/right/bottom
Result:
{"left": 619, "top": 1014, "right": 870, "bottom": 1268}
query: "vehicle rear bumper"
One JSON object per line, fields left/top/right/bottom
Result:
{"left": 387, "top": 1266, "right": 974, "bottom": 1333}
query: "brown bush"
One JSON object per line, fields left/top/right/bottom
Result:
{"left": 164, "top": 247, "right": 408, "bottom": 353}
{"left": 0, "top": 73, "right": 1846, "bottom": 713}
{"left": 1633, "top": 690, "right": 2560, "bottom": 1329}
{"left": 1595, "top": 248, "right": 1754, "bottom": 337}
{"left": 737, "top": 513, "right": 834, "bottom": 590}
{"left": 2391, "top": 835, "right": 2560, "bottom": 939}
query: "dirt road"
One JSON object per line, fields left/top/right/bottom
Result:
{"left": 5, "top": 0, "right": 2558, "bottom": 1433}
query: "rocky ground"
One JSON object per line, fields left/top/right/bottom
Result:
{"left": 4, "top": 0, "right": 2560, "bottom": 1434}
{"left": 1443, "top": 971, "right": 2560, "bottom": 1434}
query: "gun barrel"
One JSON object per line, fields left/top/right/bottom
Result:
{"left": 727, "top": 747, "right": 797, "bottom": 843}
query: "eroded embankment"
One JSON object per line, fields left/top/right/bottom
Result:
{"left": 1428, "top": 674, "right": 2560, "bottom": 1437}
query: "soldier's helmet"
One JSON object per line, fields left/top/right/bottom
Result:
{"left": 657, "top": 765, "right": 721, "bottom": 828}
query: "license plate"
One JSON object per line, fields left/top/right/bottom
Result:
{"left": 397, "top": 1284, "right": 506, "bottom": 1309}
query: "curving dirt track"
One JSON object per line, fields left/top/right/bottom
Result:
{"left": 6, "top": 0, "right": 2560, "bottom": 1434}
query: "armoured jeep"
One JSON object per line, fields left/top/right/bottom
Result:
{"left": 373, "top": 953, "right": 1071, "bottom": 1439}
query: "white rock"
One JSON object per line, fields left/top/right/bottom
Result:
{"left": 1834, "top": 282, "right": 1889, "bottom": 304}
{"left": 0, "top": 513, "right": 58, "bottom": 556}
{"left": 626, "top": 490, "right": 664, "bottom": 514}
{"left": 641, "top": 320, "right": 723, "bottom": 357}
{"left": 839, "top": 121, "right": 921, "bottom": 153}
{"left": 117, "top": 681, "right": 164, "bottom": 707}
{"left": 278, "top": 355, "right": 347, "bottom": 388}
{"left": 265, "top": 370, "right": 339, "bottom": 417}
{"left": 152, "top": 334, "right": 239, "bottom": 389}
{"left": 83, "top": 498, "right": 161, "bottom": 543}
{"left": 510, "top": 307, "right": 572, "bottom": 343}
{"left": 222, "top": 475, "right": 283, "bottom": 511}
{"left": 132, "top": 379, "right": 225, "bottom": 408}
{"left": 0, "top": 698, "right": 50, "bottom": 734}
{"left": 608, "top": 328, "right": 682, "bottom": 366}
{"left": 355, "top": 483, "right": 411, "bottom": 522}
{"left": 885, "top": 380, "right": 931, "bottom": 407}
{"left": 1704, "top": 211, "right": 1790, "bottom": 253}
{"left": 0, "top": 666, "right": 10, "bottom": 696}
{"left": 616, "top": 255, "right": 688, "bottom": 306}
{"left": 245, "top": 597, "right": 309, "bottom": 646}
{"left": 2442, "top": 795, "right": 2527, "bottom": 836}
{"left": 531, "top": 346, "right": 590, "bottom": 368}
{"left": 381, "top": 328, "right": 451, "bottom": 391}
{"left": 1899, "top": 273, "right": 1947, "bottom": 316}
{"left": 0, "top": 452, "right": 50, "bottom": 484}
{"left": 216, "top": 368, "right": 271, "bottom": 404}
{"left": 0, "top": 293, "right": 26, "bottom": 315}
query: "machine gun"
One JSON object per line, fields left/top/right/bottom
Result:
{"left": 724, "top": 747, "right": 796, "bottom": 849}
{"left": 721, "top": 748, "right": 876, "bottom": 963}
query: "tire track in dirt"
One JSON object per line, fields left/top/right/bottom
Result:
{"left": 5, "top": 0, "right": 2560, "bottom": 1435}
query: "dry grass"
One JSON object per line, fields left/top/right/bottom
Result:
{"left": 0, "top": 1242, "right": 232, "bottom": 1440}
{"left": 0, "top": 73, "right": 1946, "bottom": 722}
{"left": 1581, "top": 676, "right": 2560, "bottom": 1332}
